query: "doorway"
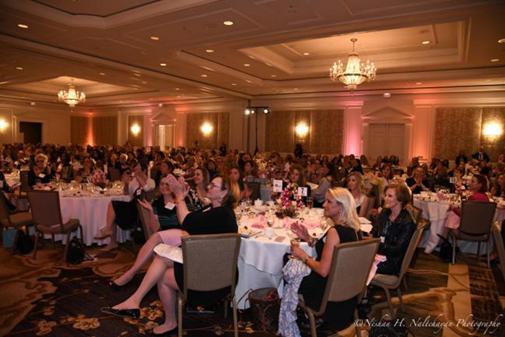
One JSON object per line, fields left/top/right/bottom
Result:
{"left": 367, "top": 123, "right": 406, "bottom": 163}
{"left": 19, "top": 121, "right": 42, "bottom": 144}
{"left": 157, "top": 124, "right": 175, "bottom": 150}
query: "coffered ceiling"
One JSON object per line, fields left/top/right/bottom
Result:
{"left": 0, "top": 0, "right": 504, "bottom": 109}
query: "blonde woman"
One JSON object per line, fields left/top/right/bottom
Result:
{"left": 290, "top": 187, "right": 361, "bottom": 331}
{"left": 347, "top": 172, "right": 366, "bottom": 213}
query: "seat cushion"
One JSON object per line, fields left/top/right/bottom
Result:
{"left": 371, "top": 273, "right": 399, "bottom": 287}
{"left": 8, "top": 212, "right": 33, "bottom": 227}
{"left": 36, "top": 218, "right": 80, "bottom": 234}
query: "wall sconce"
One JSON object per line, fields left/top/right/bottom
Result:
{"left": 295, "top": 121, "right": 309, "bottom": 139}
{"left": 130, "top": 123, "right": 141, "bottom": 136}
{"left": 200, "top": 121, "right": 214, "bottom": 136}
{"left": 0, "top": 119, "right": 9, "bottom": 133}
{"left": 483, "top": 121, "right": 503, "bottom": 140}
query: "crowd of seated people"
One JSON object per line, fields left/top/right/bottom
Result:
{"left": 1, "top": 142, "right": 504, "bottom": 334}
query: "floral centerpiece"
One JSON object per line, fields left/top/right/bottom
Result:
{"left": 276, "top": 183, "right": 304, "bottom": 218}
{"left": 90, "top": 169, "right": 108, "bottom": 188}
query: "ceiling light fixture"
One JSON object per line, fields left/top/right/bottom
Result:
{"left": 244, "top": 63, "right": 250, "bottom": 67}
{"left": 57, "top": 83, "right": 86, "bottom": 107}
{"left": 223, "top": 20, "right": 234, "bottom": 26}
{"left": 150, "top": 36, "right": 160, "bottom": 41}
{"left": 421, "top": 40, "right": 431, "bottom": 45}
{"left": 244, "top": 106, "right": 270, "bottom": 115}
{"left": 17, "top": 24, "right": 29, "bottom": 29}
{"left": 271, "top": 74, "right": 277, "bottom": 78}
{"left": 231, "top": 83, "right": 237, "bottom": 86}
{"left": 498, "top": 38, "right": 505, "bottom": 44}
{"left": 200, "top": 74, "right": 208, "bottom": 77}
{"left": 160, "top": 63, "right": 167, "bottom": 67}
{"left": 15, "top": 67, "right": 23, "bottom": 71}
{"left": 205, "top": 49, "right": 214, "bottom": 53}
{"left": 99, "top": 72, "right": 106, "bottom": 76}
{"left": 303, "top": 52, "right": 310, "bottom": 56}
{"left": 416, "top": 82, "right": 422, "bottom": 85}
{"left": 329, "top": 38, "right": 376, "bottom": 90}
{"left": 490, "top": 58, "right": 500, "bottom": 63}
{"left": 383, "top": 92, "right": 391, "bottom": 98}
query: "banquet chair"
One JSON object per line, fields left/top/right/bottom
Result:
{"left": 448, "top": 201, "right": 496, "bottom": 267}
{"left": 28, "top": 191, "right": 82, "bottom": 261}
{"left": 178, "top": 233, "right": 241, "bottom": 337}
{"left": 492, "top": 224, "right": 505, "bottom": 282}
{"left": 136, "top": 202, "right": 155, "bottom": 240}
{"left": 371, "top": 222, "right": 426, "bottom": 314}
{"left": 298, "top": 239, "right": 380, "bottom": 337}
{"left": 0, "top": 192, "right": 33, "bottom": 253}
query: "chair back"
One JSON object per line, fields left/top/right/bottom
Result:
{"left": 136, "top": 202, "right": 154, "bottom": 240}
{"left": 460, "top": 201, "right": 496, "bottom": 236}
{"left": 397, "top": 221, "right": 426, "bottom": 280}
{"left": 27, "top": 191, "right": 63, "bottom": 228}
{"left": 181, "top": 233, "right": 241, "bottom": 298}
{"left": 109, "top": 168, "right": 121, "bottom": 182}
{"left": 20, "top": 171, "right": 30, "bottom": 192}
{"left": 405, "top": 204, "right": 423, "bottom": 224}
{"left": 0, "top": 192, "right": 12, "bottom": 226}
{"left": 492, "top": 225, "right": 505, "bottom": 281}
{"left": 318, "top": 239, "right": 380, "bottom": 314}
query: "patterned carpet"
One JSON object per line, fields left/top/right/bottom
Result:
{"left": 1, "top": 243, "right": 504, "bottom": 337}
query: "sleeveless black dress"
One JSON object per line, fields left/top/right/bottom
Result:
{"left": 298, "top": 225, "right": 360, "bottom": 331}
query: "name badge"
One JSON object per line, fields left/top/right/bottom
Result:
{"left": 38, "top": 173, "right": 46, "bottom": 179}
{"left": 449, "top": 177, "right": 456, "bottom": 184}
{"left": 273, "top": 179, "right": 283, "bottom": 192}
{"left": 380, "top": 236, "right": 385, "bottom": 243}
{"left": 136, "top": 189, "right": 142, "bottom": 196}
{"left": 298, "top": 187, "right": 308, "bottom": 197}
{"left": 165, "top": 202, "right": 176, "bottom": 210}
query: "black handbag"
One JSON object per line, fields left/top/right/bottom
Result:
{"left": 67, "top": 237, "right": 85, "bottom": 264}
{"left": 437, "top": 234, "right": 454, "bottom": 262}
{"left": 16, "top": 229, "right": 34, "bottom": 254}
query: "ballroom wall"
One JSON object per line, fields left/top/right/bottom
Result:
{"left": 434, "top": 107, "right": 505, "bottom": 161}
{"left": 70, "top": 115, "right": 118, "bottom": 146}
{"left": 186, "top": 112, "right": 230, "bottom": 149}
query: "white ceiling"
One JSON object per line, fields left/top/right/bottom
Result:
{"left": 0, "top": 0, "right": 504, "bottom": 109}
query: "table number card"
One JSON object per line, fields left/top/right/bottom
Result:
{"left": 298, "top": 186, "right": 308, "bottom": 197}
{"left": 273, "top": 179, "right": 283, "bottom": 192}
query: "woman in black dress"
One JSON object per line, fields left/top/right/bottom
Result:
{"left": 290, "top": 187, "right": 361, "bottom": 331}
{"left": 104, "top": 174, "right": 237, "bottom": 335}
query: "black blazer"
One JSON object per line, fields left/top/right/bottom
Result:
{"left": 371, "top": 208, "right": 416, "bottom": 275}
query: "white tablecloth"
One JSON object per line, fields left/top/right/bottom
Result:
{"left": 56, "top": 194, "right": 132, "bottom": 245}
{"left": 415, "top": 197, "right": 505, "bottom": 254}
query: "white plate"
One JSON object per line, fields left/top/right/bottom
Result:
{"left": 154, "top": 244, "right": 183, "bottom": 263}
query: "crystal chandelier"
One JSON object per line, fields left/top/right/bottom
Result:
{"left": 57, "top": 84, "right": 86, "bottom": 107}
{"left": 329, "top": 38, "right": 376, "bottom": 90}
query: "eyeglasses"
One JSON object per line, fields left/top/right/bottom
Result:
{"left": 208, "top": 182, "right": 222, "bottom": 190}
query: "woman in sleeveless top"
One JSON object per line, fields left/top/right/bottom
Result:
{"left": 290, "top": 187, "right": 362, "bottom": 331}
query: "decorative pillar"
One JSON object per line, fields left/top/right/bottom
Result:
{"left": 343, "top": 106, "right": 363, "bottom": 155}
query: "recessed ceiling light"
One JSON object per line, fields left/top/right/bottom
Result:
{"left": 271, "top": 74, "right": 277, "bottom": 78}
{"left": 15, "top": 66, "right": 23, "bottom": 70}
{"left": 303, "top": 52, "right": 310, "bottom": 56}
{"left": 490, "top": 58, "right": 500, "bottom": 63}
{"left": 244, "top": 63, "right": 250, "bottom": 67}
{"left": 175, "top": 87, "right": 180, "bottom": 91}
{"left": 223, "top": 20, "right": 234, "bottom": 26}
{"left": 421, "top": 40, "right": 431, "bottom": 45}
{"left": 205, "top": 49, "right": 214, "bottom": 53}
{"left": 245, "top": 80, "right": 252, "bottom": 83}
{"left": 142, "top": 81, "right": 147, "bottom": 84}
{"left": 30, "top": 102, "right": 36, "bottom": 106}
{"left": 201, "top": 74, "right": 208, "bottom": 77}
{"left": 134, "top": 73, "right": 141, "bottom": 77}
{"left": 99, "top": 72, "right": 106, "bottom": 76}
{"left": 231, "top": 83, "right": 237, "bottom": 86}
{"left": 150, "top": 36, "right": 160, "bottom": 41}
{"left": 498, "top": 38, "right": 505, "bottom": 44}
{"left": 17, "top": 24, "right": 29, "bottom": 29}
{"left": 201, "top": 66, "right": 214, "bottom": 71}
{"left": 416, "top": 82, "right": 422, "bottom": 85}
{"left": 160, "top": 63, "right": 167, "bottom": 67}
{"left": 383, "top": 92, "right": 391, "bottom": 98}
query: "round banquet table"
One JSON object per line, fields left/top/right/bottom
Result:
{"left": 50, "top": 193, "right": 132, "bottom": 245}
{"left": 234, "top": 205, "right": 372, "bottom": 309}
{"left": 414, "top": 194, "right": 505, "bottom": 254}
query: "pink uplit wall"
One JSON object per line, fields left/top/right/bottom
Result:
{"left": 342, "top": 107, "right": 362, "bottom": 155}
{"left": 86, "top": 115, "right": 95, "bottom": 146}
{"left": 411, "top": 105, "right": 435, "bottom": 161}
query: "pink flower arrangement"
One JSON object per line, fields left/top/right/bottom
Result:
{"left": 90, "top": 169, "right": 108, "bottom": 187}
{"left": 276, "top": 183, "right": 304, "bottom": 218}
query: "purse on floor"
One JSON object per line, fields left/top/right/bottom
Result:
{"left": 67, "top": 237, "right": 85, "bottom": 264}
